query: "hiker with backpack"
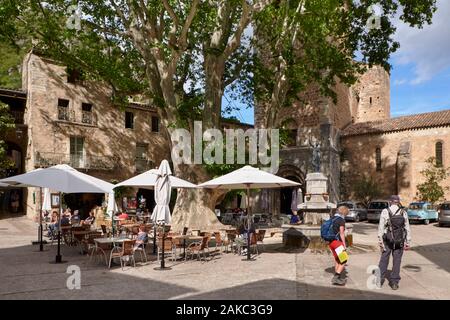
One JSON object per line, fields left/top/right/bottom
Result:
{"left": 321, "top": 205, "right": 350, "bottom": 286}
{"left": 378, "top": 195, "right": 411, "bottom": 290}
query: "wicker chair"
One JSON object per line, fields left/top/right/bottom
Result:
{"left": 157, "top": 238, "right": 176, "bottom": 262}
{"left": 109, "top": 239, "right": 136, "bottom": 270}
{"left": 134, "top": 238, "right": 148, "bottom": 263}
{"left": 256, "top": 229, "right": 266, "bottom": 252}
{"left": 213, "top": 232, "right": 230, "bottom": 253}
{"left": 186, "top": 236, "right": 209, "bottom": 261}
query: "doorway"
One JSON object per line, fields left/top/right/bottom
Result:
{"left": 279, "top": 175, "right": 303, "bottom": 215}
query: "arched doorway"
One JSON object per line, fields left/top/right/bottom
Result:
{"left": 280, "top": 176, "right": 302, "bottom": 215}
{"left": 277, "top": 165, "right": 305, "bottom": 215}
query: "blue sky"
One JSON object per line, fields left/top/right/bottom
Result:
{"left": 225, "top": 0, "right": 450, "bottom": 124}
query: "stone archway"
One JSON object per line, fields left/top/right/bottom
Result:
{"left": 276, "top": 165, "right": 306, "bottom": 215}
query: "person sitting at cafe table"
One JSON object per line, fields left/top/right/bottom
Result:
{"left": 118, "top": 211, "right": 129, "bottom": 220}
{"left": 47, "top": 210, "right": 60, "bottom": 239}
{"left": 60, "top": 213, "right": 71, "bottom": 226}
{"left": 71, "top": 210, "right": 81, "bottom": 225}
{"left": 133, "top": 225, "right": 148, "bottom": 251}
{"left": 290, "top": 211, "right": 301, "bottom": 225}
{"left": 82, "top": 210, "right": 96, "bottom": 226}
{"left": 63, "top": 208, "right": 72, "bottom": 220}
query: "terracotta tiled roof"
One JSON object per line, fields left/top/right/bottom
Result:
{"left": 341, "top": 109, "right": 450, "bottom": 137}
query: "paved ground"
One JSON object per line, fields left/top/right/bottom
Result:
{"left": 0, "top": 216, "right": 449, "bottom": 300}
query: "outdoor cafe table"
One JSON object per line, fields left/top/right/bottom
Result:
{"left": 171, "top": 235, "right": 203, "bottom": 259}
{"left": 94, "top": 237, "right": 129, "bottom": 245}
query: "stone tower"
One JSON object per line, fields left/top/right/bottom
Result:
{"left": 352, "top": 65, "right": 390, "bottom": 123}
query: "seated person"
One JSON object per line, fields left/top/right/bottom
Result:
{"left": 136, "top": 208, "right": 144, "bottom": 221}
{"left": 47, "top": 211, "right": 60, "bottom": 239}
{"left": 64, "top": 208, "right": 72, "bottom": 219}
{"left": 134, "top": 225, "right": 148, "bottom": 250}
{"left": 290, "top": 211, "right": 301, "bottom": 225}
{"left": 118, "top": 212, "right": 129, "bottom": 220}
{"left": 71, "top": 210, "right": 81, "bottom": 225}
{"left": 60, "top": 213, "right": 71, "bottom": 226}
{"left": 82, "top": 210, "right": 96, "bottom": 225}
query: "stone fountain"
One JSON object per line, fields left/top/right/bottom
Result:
{"left": 281, "top": 140, "right": 352, "bottom": 250}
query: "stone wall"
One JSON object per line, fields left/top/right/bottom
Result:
{"left": 352, "top": 66, "right": 390, "bottom": 123}
{"left": 341, "top": 126, "right": 450, "bottom": 204}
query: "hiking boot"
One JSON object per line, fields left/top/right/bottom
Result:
{"left": 389, "top": 282, "right": 399, "bottom": 290}
{"left": 331, "top": 274, "right": 340, "bottom": 283}
{"left": 332, "top": 276, "right": 346, "bottom": 286}
{"left": 339, "top": 272, "right": 348, "bottom": 281}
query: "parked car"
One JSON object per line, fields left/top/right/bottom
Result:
{"left": 337, "top": 201, "right": 368, "bottom": 222}
{"left": 367, "top": 200, "right": 390, "bottom": 223}
{"left": 407, "top": 202, "right": 439, "bottom": 225}
{"left": 438, "top": 202, "right": 450, "bottom": 227}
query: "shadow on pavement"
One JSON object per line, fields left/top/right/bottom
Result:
{"left": 183, "top": 278, "right": 416, "bottom": 300}
{"left": 410, "top": 242, "right": 450, "bottom": 274}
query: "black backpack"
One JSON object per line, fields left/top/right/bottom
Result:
{"left": 383, "top": 207, "right": 406, "bottom": 249}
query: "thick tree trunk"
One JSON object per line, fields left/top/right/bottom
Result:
{"left": 171, "top": 163, "right": 226, "bottom": 232}
{"left": 203, "top": 54, "right": 225, "bottom": 129}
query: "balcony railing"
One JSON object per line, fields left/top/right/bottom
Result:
{"left": 57, "top": 107, "right": 97, "bottom": 126}
{"left": 81, "top": 111, "right": 95, "bottom": 125}
{"left": 58, "top": 106, "right": 74, "bottom": 122}
{"left": 35, "top": 152, "right": 118, "bottom": 170}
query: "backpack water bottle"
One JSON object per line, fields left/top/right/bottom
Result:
{"left": 321, "top": 216, "right": 341, "bottom": 242}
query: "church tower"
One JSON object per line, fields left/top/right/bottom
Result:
{"left": 352, "top": 65, "right": 390, "bottom": 123}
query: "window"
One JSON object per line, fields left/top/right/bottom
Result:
{"left": 125, "top": 111, "right": 134, "bottom": 129}
{"left": 368, "top": 201, "right": 389, "bottom": 210}
{"left": 151, "top": 116, "right": 160, "bottom": 132}
{"left": 357, "top": 203, "right": 367, "bottom": 209}
{"left": 280, "top": 118, "right": 297, "bottom": 147}
{"left": 436, "top": 141, "right": 443, "bottom": 167}
{"left": 375, "top": 147, "right": 382, "bottom": 171}
{"left": 369, "top": 97, "right": 372, "bottom": 104}
{"left": 81, "top": 103, "right": 93, "bottom": 124}
{"left": 67, "top": 67, "right": 84, "bottom": 83}
{"left": 135, "top": 143, "right": 149, "bottom": 172}
{"left": 341, "top": 148, "right": 349, "bottom": 162}
{"left": 409, "top": 203, "right": 424, "bottom": 210}
{"left": 58, "top": 99, "right": 70, "bottom": 121}
{"left": 70, "top": 137, "right": 85, "bottom": 168}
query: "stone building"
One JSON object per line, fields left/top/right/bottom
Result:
{"left": 0, "top": 51, "right": 253, "bottom": 219}
{"left": 255, "top": 63, "right": 450, "bottom": 214}
{"left": 1, "top": 51, "right": 170, "bottom": 218}
{"left": 341, "top": 110, "right": 450, "bottom": 204}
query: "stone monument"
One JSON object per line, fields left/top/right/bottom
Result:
{"left": 281, "top": 139, "right": 351, "bottom": 250}
{"left": 300, "top": 172, "right": 336, "bottom": 225}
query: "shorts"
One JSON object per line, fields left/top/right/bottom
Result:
{"left": 329, "top": 240, "right": 348, "bottom": 265}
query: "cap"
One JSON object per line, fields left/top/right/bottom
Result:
{"left": 390, "top": 195, "right": 400, "bottom": 202}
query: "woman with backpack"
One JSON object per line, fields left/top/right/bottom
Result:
{"left": 378, "top": 195, "right": 411, "bottom": 290}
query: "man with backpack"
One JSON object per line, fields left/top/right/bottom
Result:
{"left": 378, "top": 195, "right": 411, "bottom": 290}
{"left": 321, "top": 205, "right": 350, "bottom": 286}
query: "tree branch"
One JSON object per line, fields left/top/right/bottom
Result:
{"left": 178, "top": 0, "right": 200, "bottom": 50}
{"left": 223, "top": 0, "right": 251, "bottom": 58}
